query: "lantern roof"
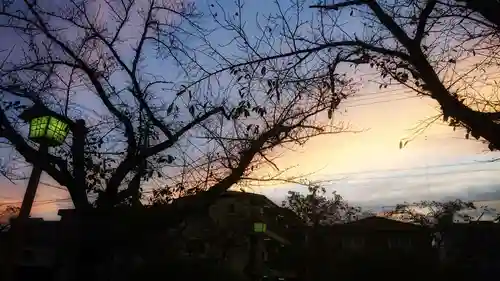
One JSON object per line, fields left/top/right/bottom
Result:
{"left": 19, "top": 104, "right": 75, "bottom": 129}
{"left": 19, "top": 104, "right": 56, "bottom": 121}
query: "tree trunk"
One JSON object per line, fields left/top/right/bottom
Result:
{"left": 366, "top": 0, "right": 500, "bottom": 150}
{"left": 410, "top": 49, "right": 500, "bottom": 149}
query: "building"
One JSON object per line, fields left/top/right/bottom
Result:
{"left": 56, "top": 191, "right": 304, "bottom": 281}
{"left": 439, "top": 221, "right": 500, "bottom": 275}
{"left": 306, "top": 216, "right": 434, "bottom": 280}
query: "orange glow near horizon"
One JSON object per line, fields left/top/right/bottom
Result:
{"left": 0, "top": 89, "right": 493, "bottom": 217}
{"left": 1, "top": 54, "right": 499, "bottom": 218}
{"left": 250, "top": 84, "right": 489, "bottom": 186}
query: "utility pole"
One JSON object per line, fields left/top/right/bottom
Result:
{"left": 3, "top": 104, "right": 73, "bottom": 281}
{"left": 248, "top": 233, "right": 257, "bottom": 281}
{"left": 248, "top": 221, "right": 266, "bottom": 281}
{"left": 248, "top": 231, "right": 265, "bottom": 281}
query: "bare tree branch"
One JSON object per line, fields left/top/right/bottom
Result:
{"left": 415, "top": 0, "right": 438, "bottom": 43}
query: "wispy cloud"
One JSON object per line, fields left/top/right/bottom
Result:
{"left": 261, "top": 157, "right": 500, "bottom": 208}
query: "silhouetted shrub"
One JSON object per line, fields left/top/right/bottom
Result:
{"left": 130, "top": 258, "right": 246, "bottom": 281}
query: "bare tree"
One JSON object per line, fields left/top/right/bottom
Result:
{"left": 308, "top": 0, "right": 500, "bottom": 150}
{"left": 387, "top": 199, "right": 477, "bottom": 226}
{"left": 385, "top": 199, "right": 496, "bottom": 248}
{"left": 281, "top": 181, "right": 362, "bottom": 226}
{"left": 0, "top": 0, "right": 354, "bottom": 213}
{"left": 195, "top": 0, "right": 500, "bottom": 150}
{"left": 280, "top": 181, "right": 368, "bottom": 281}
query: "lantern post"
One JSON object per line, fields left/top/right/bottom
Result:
{"left": 4, "top": 105, "right": 70, "bottom": 281}
{"left": 247, "top": 222, "right": 266, "bottom": 281}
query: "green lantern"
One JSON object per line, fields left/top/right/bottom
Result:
{"left": 253, "top": 222, "right": 267, "bottom": 233}
{"left": 20, "top": 106, "right": 70, "bottom": 146}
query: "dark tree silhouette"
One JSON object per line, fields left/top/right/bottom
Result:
{"left": 387, "top": 199, "right": 476, "bottom": 226}
{"left": 384, "top": 199, "right": 497, "bottom": 249}
{"left": 281, "top": 181, "right": 369, "bottom": 281}
{"left": 281, "top": 181, "right": 362, "bottom": 226}
{"left": 308, "top": 0, "right": 500, "bottom": 150}
{"left": 201, "top": 0, "right": 500, "bottom": 150}
{"left": 0, "top": 205, "right": 19, "bottom": 232}
{"left": 0, "top": 0, "right": 354, "bottom": 212}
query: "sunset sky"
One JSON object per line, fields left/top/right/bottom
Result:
{"left": 1, "top": 0, "right": 500, "bottom": 220}
{"left": 3, "top": 76, "right": 499, "bottom": 220}
{"left": 258, "top": 82, "right": 500, "bottom": 208}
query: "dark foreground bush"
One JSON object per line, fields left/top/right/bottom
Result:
{"left": 130, "top": 258, "right": 246, "bottom": 281}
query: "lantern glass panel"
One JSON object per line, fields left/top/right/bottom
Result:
{"left": 254, "top": 222, "right": 266, "bottom": 233}
{"left": 28, "top": 116, "right": 69, "bottom": 145}
{"left": 29, "top": 116, "right": 49, "bottom": 139}
{"left": 46, "top": 117, "right": 69, "bottom": 144}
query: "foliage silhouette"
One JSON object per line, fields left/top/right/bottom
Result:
{"left": 281, "top": 181, "right": 363, "bottom": 226}
{"left": 0, "top": 0, "right": 354, "bottom": 213}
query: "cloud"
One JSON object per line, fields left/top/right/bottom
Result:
{"left": 260, "top": 159, "right": 500, "bottom": 209}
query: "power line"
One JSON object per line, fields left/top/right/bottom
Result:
{"left": 345, "top": 167, "right": 499, "bottom": 182}
{"left": 39, "top": 181, "right": 67, "bottom": 191}
{"left": 5, "top": 73, "right": 499, "bottom": 206}
{"left": 0, "top": 197, "right": 72, "bottom": 207}
{"left": 342, "top": 71, "right": 500, "bottom": 108}
{"left": 320, "top": 158, "right": 500, "bottom": 178}
{"left": 347, "top": 94, "right": 420, "bottom": 108}
{"left": 4, "top": 161, "right": 497, "bottom": 208}
{"left": 32, "top": 152, "right": 500, "bottom": 198}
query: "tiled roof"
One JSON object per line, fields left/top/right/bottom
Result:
{"left": 315, "top": 216, "right": 428, "bottom": 232}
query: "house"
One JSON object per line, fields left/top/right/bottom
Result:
{"left": 181, "top": 191, "right": 304, "bottom": 279}
{"left": 0, "top": 218, "right": 59, "bottom": 281}
{"left": 55, "top": 191, "right": 304, "bottom": 281}
{"left": 439, "top": 221, "right": 500, "bottom": 274}
{"left": 306, "top": 216, "right": 434, "bottom": 280}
